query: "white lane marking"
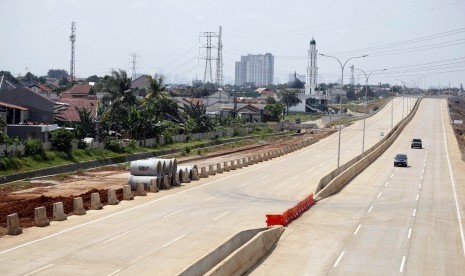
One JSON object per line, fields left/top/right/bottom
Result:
{"left": 416, "top": 194, "right": 419, "bottom": 201}
{"left": 23, "top": 264, "right": 53, "bottom": 276}
{"left": 377, "top": 192, "right": 382, "bottom": 198}
{"left": 272, "top": 184, "right": 282, "bottom": 190}
{"left": 413, "top": 209, "right": 417, "bottom": 217}
{"left": 420, "top": 176, "right": 423, "bottom": 181}
{"left": 399, "top": 256, "right": 406, "bottom": 272}
{"left": 237, "top": 183, "right": 247, "bottom": 188}
{"left": 422, "top": 169, "right": 425, "bottom": 174}
{"left": 163, "top": 209, "right": 183, "bottom": 218}
{"left": 390, "top": 174, "right": 394, "bottom": 178}
{"left": 385, "top": 181, "right": 389, "bottom": 187}
{"left": 103, "top": 231, "right": 131, "bottom": 244}
{"left": 368, "top": 205, "right": 374, "bottom": 213}
{"left": 419, "top": 183, "right": 422, "bottom": 189}
{"left": 213, "top": 211, "right": 229, "bottom": 221}
{"left": 353, "top": 224, "right": 362, "bottom": 235}
{"left": 106, "top": 269, "right": 122, "bottom": 276}
{"left": 162, "top": 234, "right": 186, "bottom": 248}
{"left": 206, "top": 195, "right": 218, "bottom": 201}
{"left": 441, "top": 102, "right": 465, "bottom": 256}
{"left": 408, "top": 228, "right": 412, "bottom": 239}
{"left": 333, "top": 251, "right": 345, "bottom": 267}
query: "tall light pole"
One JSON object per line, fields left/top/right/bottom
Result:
{"left": 353, "top": 67, "right": 387, "bottom": 155}
{"left": 320, "top": 53, "right": 368, "bottom": 173}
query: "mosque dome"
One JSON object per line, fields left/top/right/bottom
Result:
{"left": 287, "top": 72, "right": 305, "bottom": 89}
{"left": 310, "top": 38, "right": 316, "bottom": 45}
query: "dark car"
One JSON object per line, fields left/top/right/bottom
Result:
{"left": 411, "top": 138, "right": 422, "bottom": 149}
{"left": 394, "top": 154, "right": 408, "bottom": 167}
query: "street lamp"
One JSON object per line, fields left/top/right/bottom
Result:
{"left": 353, "top": 67, "right": 387, "bottom": 155}
{"left": 320, "top": 53, "right": 368, "bottom": 173}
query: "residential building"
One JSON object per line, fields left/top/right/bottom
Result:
{"left": 29, "top": 83, "right": 58, "bottom": 100}
{"left": 60, "top": 83, "right": 93, "bottom": 99}
{"left": 235, "top": 53, "right": 274, "bottom": 86}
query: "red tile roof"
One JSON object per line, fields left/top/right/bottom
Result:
{"left": 67, "top": 84, "right": 92, "bottom": 95}
{"left": 31, "top": 83, "right": 53, "bottom": 93}
{"left": 56, "top": 98, "right": 99, "bottom": 122}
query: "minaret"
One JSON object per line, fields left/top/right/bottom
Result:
{"left": 305, "top": 38, "right": 318, "bottom": 95}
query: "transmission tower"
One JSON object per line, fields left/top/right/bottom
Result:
{"left": 215, "top": 26, "right": 223, "bottom": 86}
{"left": 69, "top": 22, "right": 76, "bottom": 82}
{"left": 199, "top": 31, "right": 218, "bottom": 84}
{"left": 130, "top": 53, "right": 139, "bottom": 80}
{"left": 350, "top": 65, "right": 355, "bottom": 86}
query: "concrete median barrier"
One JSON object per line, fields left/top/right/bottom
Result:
{"left": 53, "top": 202, "right": 67, "bottom": 221}
{"left": 236, "top": 159, "right": 242, "bottom": 169}
{"left": 242, "top": 157, "right": 248, "bottom": 167}
{"left": 223, "top": 161, "right": 230, "bottom": 172}
{"left": 208, "top": 164, "right": 216, "bottom": 175}
{"left": 123, "top": 185, "right": 134, "bottom": 200}
{"left": 230, "top": 160, "right": 237, "bottom": 170}
{"left": 179, "top": 227, "right": 284, "bottom": 276}
{"left": 34, "top": 206, "right": 50, "bottom": 227}
{"left": 91, "top": 192, "right": 103, "bottom": 209}
{"left": 108, "top": 189, "right": 120, "bottom": 204}
{"left": 200, "top": 167, "right": 209, "bottom": 178}
{"left": 7, "top": 213, "right": 22, "bottom": 235}
{"left": 191, "top": 168, "right": 200, "bottom": 180}
{"left": 216, "top": 163, "right": 223, "bottom": 173}
{"left": 73, "top": 197, "right": 86, "bottom": 215}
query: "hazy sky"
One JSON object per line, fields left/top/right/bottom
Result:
{"left": 1, "top": 0, "right": 464, "bottom": 87}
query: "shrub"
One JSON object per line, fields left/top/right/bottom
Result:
{"left": 105, "top": 138, "right": 125, "bottom": 153}
{"left": 50, "top": 128, "right": 74, "bottom": 154}
{"left": 77, "top": 139, "right": 88, "bottom": 149}
{"left": 25, "top": 139, "right": 46, "bottom": 159}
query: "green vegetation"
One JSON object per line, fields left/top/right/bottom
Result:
{"left": 285, "top": 113, "right": 323, "bottom": 122}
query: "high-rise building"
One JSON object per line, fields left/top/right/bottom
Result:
{"left": 305, "top": 38, "right": 318, "bottom": 95}
{"left": 235, "top": 53, "right": 274, "bottom": 86}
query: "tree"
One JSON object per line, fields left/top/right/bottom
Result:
{"left": 264, "top": 96, "right": 284, "bottom": 122}
{"left": 73, "top": 106, "right": 96, "bottom": 139}
{"left": 50, "top": 128, "right": 74, "bottom": 154}
{"left": 59, "top": 77, "right": 70, "bottom": 86}
{"left": 47, "top": 69, "right": 69, "bottom": 80}
{"left": 145, "top": 75, "right": 165, "bottom": 99}
{"left": 278, "top": 89, "right": 301, "bottom": 115}
{"left": 23, "top": 72, "right": 38, "bottom": 83}
{"left": 181, "top": 102, "right": 213, "bottom": 133}
{"left": 86, "top": 75, "right": 101, "bottom": 83}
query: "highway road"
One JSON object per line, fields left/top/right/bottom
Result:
{"left": 253, "top": 97, "right": 465, "bottom": 275}
{"left": 0, "top": 97, "right": 418, "bottom": 275}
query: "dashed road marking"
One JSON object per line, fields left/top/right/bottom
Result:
{"left": 213, "top": 211, "right": 229, "bottom": 221}
{"left": 416, "top": 194, "right": 419, "bottom": 201}
{"left": 408, "top": 228, "right": 412, "bottom": 239}
{"left": 163, "top": 209, "right": 183, "bottom": 218}
{"left": 106, "top": 269, "right": 122, "bottom": 276}
{"left": 333, "top": 251, "right": 345, "bottom": 267}
{"left": 377, "top": 192, "right": 382, "bottom": 198}
{"left": 103, "top": 231, "right": 131, "bottom": 244}
{"left": 385, "top": 181, "right": 389, "bottom": 187}
{"left": 23, "top": 264, "right": 54, "bottom": 276}
{"left": 354, "top": 224, "right": 361, "bottom": 235}
{"left": 368, "top": 205, "right": 374, "bottom": 213}
{"left": 162, "top": 234, "right": 186, "bottom": 248}
{"left": 413, "top": 209, "right": 417, "bottom": 217}
{"left": 399, "top": 256, "right": 406, "bottom": 272}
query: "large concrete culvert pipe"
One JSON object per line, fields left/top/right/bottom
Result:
{"left": 129, "top": 159, "right": 163, "bottom": 176}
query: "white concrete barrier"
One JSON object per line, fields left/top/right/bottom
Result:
{"left": 34, "top": 206, "right": 50, "bottom": 227}
{"left": 123, "top": 185, "right": 134, "bottom": 200}
{"left": 7, "top": 213, "right": 22, "bottom": 235}
{"left": 53, "top": 202, "right": 67, "bottom": 221}
{"left": 91, "top": 193, "right": 103, "bottom": 210}
{"left": 108, "top": 189, "right": 120, "bottom": 204}
{"left": 73, "top": 197, "right": 86, "bottom": 215}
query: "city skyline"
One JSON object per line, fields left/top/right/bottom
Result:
{"left": 1, "top": 0, "right": 464, "bottom": 88}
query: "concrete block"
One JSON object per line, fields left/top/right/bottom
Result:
{"left": 191, "top": 168, "right": 200, "bottom": 180}
{"left": 242, "top": 157, "right": 248, "bottom": 167}
{"left": 216, "top": 163, "right": 223, "bottom": 173}
{"left": 123, "top": 185, "right": 134, "bottom": 200}
{"left": 230, "top": 160, "right": 237, "bottom": 170}
{"left": 135, "top": 182, "right": 147, "bottom": 196}
{"left": 107, "top": 189, "right": 120, "bottom": 204}
{"left": 149, "top": 178, "right": 159, "bottom": 193}
{"left": 53, "top": 202, "right": 67, "bottom": 221}
{"left": 7, "top": 213, "right": 22, "bottom": 235}
{"left": 182, "top": 170, "right": 191, "bottom": 183}
{"left": 248, "top": 156, "right": 253, "bottom": 164}
{"left": 208, "top": 164, "right": 216, "bottom": 175}
{"left": 91, "top": 192, "right": 103, "bottom": 210}
{"left": 162, "top": 175, "right": 171, "bottom": 189}
{"left": 73, "top": 197, "right": 86, "bottom": 215}
{"left": 34, "top": 206, "right": 50, "bottom": 227}
{"left": 172, "top": 173, "right": 181, "bottom": 186}
{"left": 258, "top": 154, "right": 263, "bottom": 162}
{"left": 200, "top": 167, "right": 209, "bottom": 178}
{"left": 223, "top": 161, "right": 230, "bottom": 172}
{"left": 263, "top": 153, "right": 269, "bottom": 161}
{"left": 236, "top": 159, "right": 243, "bottom": 169}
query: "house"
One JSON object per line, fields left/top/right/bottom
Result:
{"left": 206, "top": 102, "right": 265, "bottom": 122}
{"left": 55, "top": 98, "right": 99, "bottom": 123}
{"left": 204, "top": 89, "right": 233, "bottom": 106}
{"left": 0, "top": 75, "right": 17, "bottom": 93}
{"left": 176, "top": 97, "right": 204, "bottom": 109}
{"left": 60, "top": 83, "right": 93, "bottom": 98}
{"left": 0, "top": 101, "right": 29, "bottom": 124}
{"left": 255, "top": 87, "right": 276, "bottom": 98}
{"left": 236, "top": 104, "right": 262, "bottom": 123}
{"left": 29, "top": 83, "right": 58, "bottom": 100}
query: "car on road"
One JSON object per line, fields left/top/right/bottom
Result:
{"left": 394, "top": 154, "right": 408, "bottom": 167}
{"left": 411, "top": 138, "right": 422, "bottom": 149}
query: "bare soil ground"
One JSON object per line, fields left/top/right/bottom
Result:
{"left": 0, "top": 130, "right": 334, "bottom": 236}
{"left": 448, "top": 97, "right": 465, "bottom": 160}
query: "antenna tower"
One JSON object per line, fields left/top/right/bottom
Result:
{"left": 69, "top": 22, "right": 76, "bottom": 82}
{"left": 350, "top": 65, "right": 355, "bottom": 86}
{"left": 199, "top": 31, "right": 218, "bottom": 84}
{"left": 130, "top": 53, "right": 139, "bottom": 80}
{"left": 215, "top": 26, "right": 223, "bottom": 86}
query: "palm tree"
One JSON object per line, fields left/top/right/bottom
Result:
{"left": 145, "top": 75, "right": 165, "bottom": 99}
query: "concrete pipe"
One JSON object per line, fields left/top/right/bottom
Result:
{"left": 128, "top": 175, "right": 158, "bottom": 190}
{"left": 129, "top": 159, "right": 162, "bottom": 176}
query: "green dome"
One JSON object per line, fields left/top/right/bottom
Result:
{"left": 310, "top": 38, "right": 316, "bottom": 45}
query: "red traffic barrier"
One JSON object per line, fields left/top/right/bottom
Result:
{"left": 266, "top": 193, "right": 316, "bottom": 227}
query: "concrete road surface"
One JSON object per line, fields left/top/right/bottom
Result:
{"left": 0, "top": 97, "right": 419, "bottom": 275}
{"left": 253, "top": 98, "right": 465, "bottom": 275}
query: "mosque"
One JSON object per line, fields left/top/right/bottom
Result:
{"left": 287, "top": 38, "right": 328, "bottom": 113}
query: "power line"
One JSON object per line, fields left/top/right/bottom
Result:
{"left": 69, "top": 22, "right": 76, "bottom": 82}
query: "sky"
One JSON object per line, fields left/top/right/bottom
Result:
{"left": 1, "top": 0, "right": 464, "bottom": 88}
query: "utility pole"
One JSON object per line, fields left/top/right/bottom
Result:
{"left": 199, "top": 31, "right": 217, "bottom": 84}
{"left": 215, "top": 26, "right": 223, "bottom": 87}
{"left": 350, "top": 65, "right": 355, "bottom": 86}
{"left": 69, "top": 22, "right": 76, "bottom": 82}
{"left": 130, "top": 53, "right": 139, "bottom": 80}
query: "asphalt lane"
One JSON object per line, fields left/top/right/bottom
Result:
{"left": 0, "top": 97, "right": 415, "bottom": 275}
{"left": 253, "top": 98, "right": 465, "bottom": 275}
